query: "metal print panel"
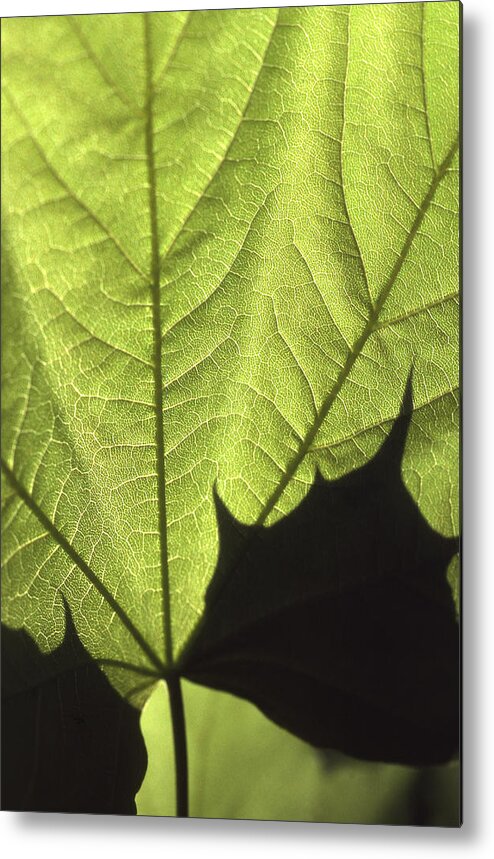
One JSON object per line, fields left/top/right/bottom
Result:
{"left": 1, "top": 1, "right": 461, "bottom": 824}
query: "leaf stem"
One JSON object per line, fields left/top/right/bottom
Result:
{"left": 167, "top": 674, "right": 189, "bottom": 817}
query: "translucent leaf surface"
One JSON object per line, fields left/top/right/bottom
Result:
{"left": 2, "top": 4, "right": 459, "bottom": 717}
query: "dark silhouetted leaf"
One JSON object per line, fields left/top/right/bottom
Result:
{"left": 182, "top": 381, "right": 459, "bottom": 765}
{"left": 1, "top": 600, "right": 147, "bottom": 813}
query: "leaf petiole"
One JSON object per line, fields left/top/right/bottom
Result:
{"left": 167, "top": 674, "right": 189, "bottom": 817}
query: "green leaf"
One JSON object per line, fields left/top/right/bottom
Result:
{"left": 2, "top": 0, "right": 459, "bottom": 728}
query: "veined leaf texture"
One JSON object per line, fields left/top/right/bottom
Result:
{"left": 2, "top": 2, "right": 459, "bottom": 749}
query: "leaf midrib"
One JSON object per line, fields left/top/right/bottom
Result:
{"left": 143, "top": 13, "right": 173, "bottom": 667}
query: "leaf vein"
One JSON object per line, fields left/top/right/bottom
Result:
{"left": 158, "top": 9, "right": 280, "bottom": 271}
{"left": 3, "top": 87, "right": 149, "bottom": 282}
{"left": 1, "top": 458, "right": 165, "bottom": 674}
